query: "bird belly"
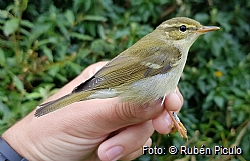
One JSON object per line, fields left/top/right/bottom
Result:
{"left": 117, "top": 68, "right": 181, "bottom": 105}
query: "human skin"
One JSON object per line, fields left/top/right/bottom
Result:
{"left": 2, "top": 61, "right": 183, "bottom": 161}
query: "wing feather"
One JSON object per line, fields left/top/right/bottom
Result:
{"left": 73, "top": 43, "right": 181, "bottom": 93}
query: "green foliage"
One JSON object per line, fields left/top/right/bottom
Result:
{"left": 0, "top": 0, "right": 249, "bottom": 160}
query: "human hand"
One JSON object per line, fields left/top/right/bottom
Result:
{"left": 2, "top": 61, "right": 183, "bottom": 161}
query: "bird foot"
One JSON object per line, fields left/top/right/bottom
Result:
{"left": 167, "top": 111, "right": 188, "bottom": 139}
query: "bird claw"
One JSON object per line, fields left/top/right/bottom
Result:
{"left": 168, "top": 111, "right": 188, "bottom": 139}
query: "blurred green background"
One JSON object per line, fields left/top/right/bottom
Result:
{"left": 0, "top": 0, "right": 249, "bottom": 160}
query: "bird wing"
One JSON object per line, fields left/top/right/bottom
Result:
{"left": 73, "top": 45, "right": 181, "bottom": 93}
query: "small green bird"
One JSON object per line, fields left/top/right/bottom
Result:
{"left": 35, "top": 17, "right": 219, "bottom": 138}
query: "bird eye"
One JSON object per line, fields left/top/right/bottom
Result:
{"left": 179, "top": 25, "right": 187, "bottom": 32}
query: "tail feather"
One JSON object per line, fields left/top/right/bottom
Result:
{"left": 35, "top": 91, "right": 91, "bottom": 117}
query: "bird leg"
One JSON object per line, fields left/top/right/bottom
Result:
{"left": 160, "top": 95, "right": 188, "bottom": 139}
{"left": 167, "top": 110, "right": 188, "bottom": 139}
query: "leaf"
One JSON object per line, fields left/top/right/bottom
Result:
{"left": 82, "top": 15, "right": 107, "bottom": 22}
{"left": 197, "top": 80, "right": 206, "bottom": 94}
{"left": 65, "top": 10, "right": 75, "bottom": 25}
{"left": 213, "top": 95, "right": 224, "bottom": 109}
{"left": 211, "top": 37, "right": 223, "bottom": 56}
{"left": 84, "top": 0, "right": 92, "bottom": 11}
{"left": 42, "top": 46, "right": 53, "bottom": 61}
{"left": 20, "top": 0, "right": 28, "bottom": 12}
{"left": 37, "top": 37, "right": 58, "bottom": 47}
{"left": 212, "top": 120, "right": 224, "bottom": 131}
{"left": 3, "top": 18, "right": 19, "bottom": 36}
{"left": 232, "top": 88, "right": 246, "bottom": 97}
{"left": 97, "top": 24, "right": 106, "bottom": 39}
{"left": 48, "top": 65, "right": 59, "bottom": 77}
{"left": 0, "top": 48, "right": 5, "bottom": 65}
{"left": 67, "top": 62, "right": 82, "bottom": 74}
{"left": 28, "top": 23, "right": 51, "bottom": 44}
{"left": 71, "top": 32, "right": 93, "bottom": 41}
{"left": 38, "top": 86, "right": 53, "bottom": 99}
{"left": 56, "top": 73, "right": 68, "bottom": 82}
{"left": 114, "top": 28, "right": 130, "bottom": 39}
{"left": 0, "top": 101, "right": 10, "bottom": 115}
{"left": 73, "top": 0, "right": 89, "bottom": 12}
{"left": 0, "top": 10, "right": 9, "bottom": 19}
{"left": 25, "top": 92, "right": 42, "bottom": 100}
{"left": 20, "top": 20, "right": 34, "bottom": 28}
{"left": 194, "top": 13, "right": 209, "bottom": 23}
{"left": 12, "top": 75, "right": 24, "bottom": 92}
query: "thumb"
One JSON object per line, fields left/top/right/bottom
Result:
{"left": 38, "top": 97, "right": 166, "bottom": 136}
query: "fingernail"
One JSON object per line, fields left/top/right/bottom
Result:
{"left": 106, "top": 146, "right": 123, "bottom": 161}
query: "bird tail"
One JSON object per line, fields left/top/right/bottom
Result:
{"left": 35, "top": 91, "right": 92, "bottom": 117}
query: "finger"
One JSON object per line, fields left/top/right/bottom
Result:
{"left": 164, "top": 88, "right": 183, "bottom": 111}
{"left": 97, "top": 121, "right": 154, "bottom": 161}
{"left": 152, "top": 89, "right": 183, "bottom": 134}
{"left": 119, "top": 138, "right": 152, "bottom": 161}
{"left": 152, "top": 110, "right": 172, "bottom": 134}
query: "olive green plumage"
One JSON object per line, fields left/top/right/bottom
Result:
{"left": 35, "top": 17, "right": 219, "bottom": 117}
